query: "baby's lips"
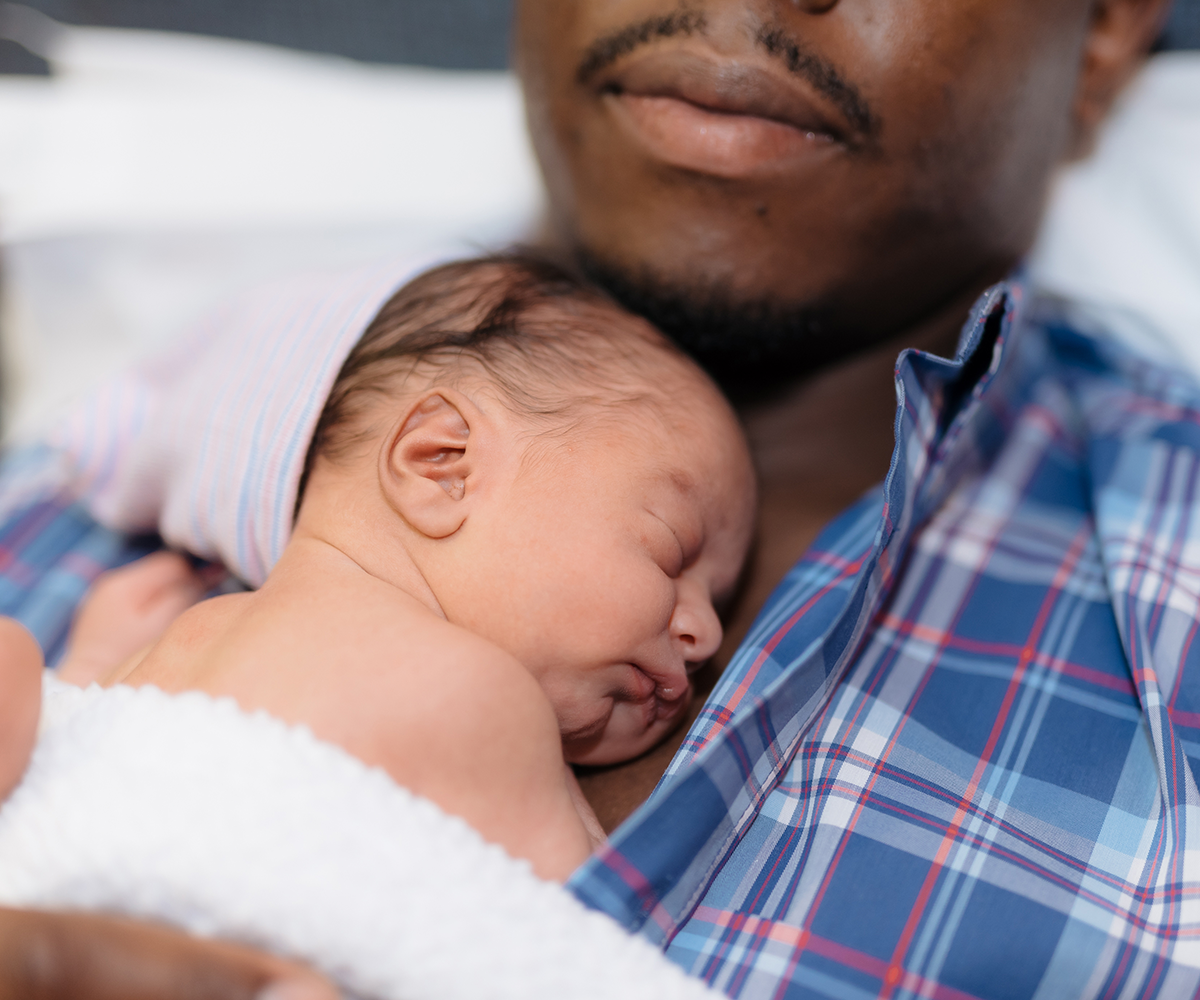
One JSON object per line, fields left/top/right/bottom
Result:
{"left": 653, "top": 682, "right": 692, "bottom": 723}
{"left": 649, "top": 661, "right": 693, "bottom": 704}
{"left": 624, "top": 664, "right": 659, "bottom": 702}
{"left": 619, "top": 662, "right": 691, "bottom": 726}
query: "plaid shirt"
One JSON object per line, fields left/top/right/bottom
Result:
{"left": 4, "top": 280, "right": 1200, "bottom": 997}
{"left": 570, "top": 281, "right": 1200, "bottom": 998}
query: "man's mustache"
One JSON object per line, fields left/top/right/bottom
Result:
{"left": 576, "top": 8, "right": 709, "bottom": 84}
{"left": 575, "top": 5, "right": 879, "bottom": 143}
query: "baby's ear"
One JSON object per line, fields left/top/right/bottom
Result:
{"left": 382, "top": 392, "right": 474, "bottom": 539}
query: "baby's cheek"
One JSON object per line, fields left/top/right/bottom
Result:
{"left": 565, "top": 708, "right": 635, "bottom": 766}
{"left": 575, "top": 704, "right": 672, "bottom": 767}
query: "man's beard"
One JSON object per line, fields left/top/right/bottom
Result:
{"left": 576, "top": 248, "right": 862, "bottom": 405}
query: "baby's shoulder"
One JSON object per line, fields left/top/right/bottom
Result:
{"left": 346, "top": 606, "right": 551, "bottom": 737}
{"left": 112, "top": 590, "right": 255, "bottom": 688}
{"left": 331, "top": 606, "right": 561, "bottom": 777}
{"left": 168, "top": 591, "right": 254, "bottom": 648}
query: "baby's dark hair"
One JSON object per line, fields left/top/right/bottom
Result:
{"left": 299, "top": 251, "right": 689, "bottom": 502}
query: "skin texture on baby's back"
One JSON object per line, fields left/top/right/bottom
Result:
{"left": 109, "top": 535, "right": 595, "bottom": 882}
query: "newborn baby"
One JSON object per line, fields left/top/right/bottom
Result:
{"left": 0, "top": 255, "right": 754, "bottom": 999}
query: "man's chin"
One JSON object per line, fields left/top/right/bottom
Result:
{"left": 574, "top": 246, "right": 869, "bottom": 404}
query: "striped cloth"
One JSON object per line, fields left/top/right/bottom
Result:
{"left": 5, "top": 273, "right": 1200, "bottom": 996}
{"left": 47, "top": 253, "right": 444, "bottom": 587}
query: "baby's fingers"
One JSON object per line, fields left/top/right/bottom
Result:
{"left": 59, "top": 552, "right": 225, "bottom": 686}
{"left": 96, "top": 551, "right": 220, "bottom": 612}
{"left": 113, "top": 551, "right": 224, "bottom": 623}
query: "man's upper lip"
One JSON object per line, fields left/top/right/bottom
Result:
{"left": 592, "top": 49, "right": 845, "bottom": 142}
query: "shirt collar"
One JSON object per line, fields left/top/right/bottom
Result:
{"left": 568, "top": 275, "right": 1033, "bottom": 932}
{"left": 880, "top": 275, "right": 1028, "bottom": 559}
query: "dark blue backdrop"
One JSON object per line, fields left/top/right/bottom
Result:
{"left": 1, "top": 0, "right": 512, "bottom": 73}
{"left": 1162, "top": 0, "right": 1200, "bottom": 48}
{"left": 1, "top": 0, "right": 1197, "bottom": 75}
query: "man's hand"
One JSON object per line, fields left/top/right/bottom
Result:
{"left": 0, "top": 619, "right": 42, "bottom": 805}
{"left": 0, "top": 907, "right": 339, "bottom": 1000}
{"left": 58, "top": 552, "right": 225, "bottom": 687}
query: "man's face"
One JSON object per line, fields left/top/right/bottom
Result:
{"left": 515, "top": 0, "right": 1096, "bottom": 380}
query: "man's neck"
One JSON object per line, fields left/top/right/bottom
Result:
{"left": 575, "top": 281, "right": 990, "bottom": 833}
{"left": 715, "top": 284, "right": 977, "bottom": 667}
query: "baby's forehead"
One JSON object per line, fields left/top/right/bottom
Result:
{"left": 568, "top": 395, "right": 740, "bottom": 509}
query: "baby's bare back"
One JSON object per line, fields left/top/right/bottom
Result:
{"left": 113, "top": 539, "right": 594, "bottom": 880}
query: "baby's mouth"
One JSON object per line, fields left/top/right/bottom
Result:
{"left": 649, "top": 681, "right": 692, "bottom": 726}
{"left": 619, "top": 663, "right": 693, "bottom": 730}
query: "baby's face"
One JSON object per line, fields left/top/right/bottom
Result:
{"left": 453, "top": 363, "right": 756, "bottom": 766}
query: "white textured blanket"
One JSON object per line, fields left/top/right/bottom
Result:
{"left": 0, "top": 676, "right": 719, "bottom": 1000}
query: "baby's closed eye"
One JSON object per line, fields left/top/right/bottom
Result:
{"left": 643, "top": 512, "right": 685, "bottom": 576}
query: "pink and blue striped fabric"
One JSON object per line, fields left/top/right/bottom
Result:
{"left": 5, "top": 273, "right": 1200, "bottom": 996}
{"left": 47, "top": 253, "right": 442, "bottom": 587}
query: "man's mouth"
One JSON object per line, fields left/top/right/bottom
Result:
{"left": 592, "top": 49, "right": 846, "bottom": 178}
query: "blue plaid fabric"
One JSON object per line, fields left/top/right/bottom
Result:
{"left": 5, "top": 279, "right": 1200, "bottom": 996}
{"left": 0, "top": 447, "right": 159, "bottom": 665}
{"left": 570, "top": 282, "right": 1200, "bottom": 997}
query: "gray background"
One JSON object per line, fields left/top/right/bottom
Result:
{"left": 1, "top": 0, "right": 513, "bottom": 72}
{"left": 1, "top": 0, "right": 1198, "bottom": 76}
{"left": 1163, "top": 0, "right": 1200, "bottom": 49}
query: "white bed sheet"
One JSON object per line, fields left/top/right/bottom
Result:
{"left": 1029, "top": 51, "right": 1200, "bottom": 370}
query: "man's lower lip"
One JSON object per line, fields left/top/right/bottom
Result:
{"left": 606, "top": 92, "right": 835, "bottom": 178}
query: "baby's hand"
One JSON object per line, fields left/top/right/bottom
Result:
{"left": 57, "top": 552, "right": 225, "bottom": 687}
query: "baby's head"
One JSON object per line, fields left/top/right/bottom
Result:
{"left": 303, "top": 254, "right": 755, "bottom": 765}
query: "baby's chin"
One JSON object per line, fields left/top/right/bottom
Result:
{"left": 564, "top": 692, "right": 692, "bottom": 767}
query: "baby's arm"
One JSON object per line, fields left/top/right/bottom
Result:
{"left": 354, "top": 640, "right": 598, "bottom": 882}
{"left": 107, "top": 570, "right": 598, "bottom": 881}
{"left": 58, "top": 553, "right": 223, "bottom": 686}
{"left": 0, "top": 618, "right": 43, "bottom": 801}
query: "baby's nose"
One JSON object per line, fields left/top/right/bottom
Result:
{"left": 669, "top": 581, "right": 723, "bottom": 668}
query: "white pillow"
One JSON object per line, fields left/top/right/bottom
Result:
{"left": 1029, "top": 51, "right": 1200, "bottom": 368}
{"left": 0, "top": 23, "right": 541, "bottom": 442}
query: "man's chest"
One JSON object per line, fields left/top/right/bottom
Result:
{"left": 572, "top": 311, "right": 1200, "bottom": 998}
{"left": 662, "top": 412, "right": 1200, "bottom": 999}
